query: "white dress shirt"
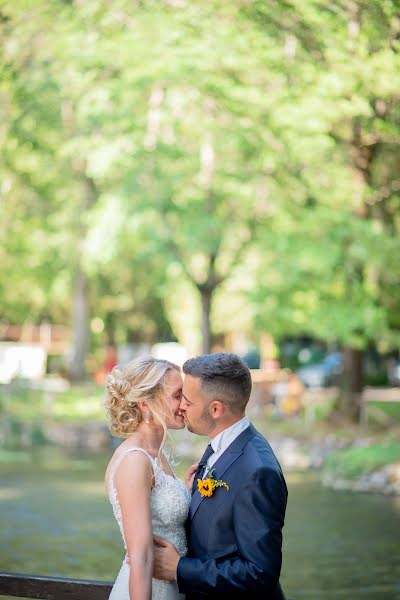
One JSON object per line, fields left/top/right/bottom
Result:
{"left": 205, "top": 415, "right": 250, "bottom": 474}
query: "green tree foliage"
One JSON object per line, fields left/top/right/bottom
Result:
{"left": 1, "top": 1, "right": 399, "bottom": 405}
{"left": 250, "top": 0, "right": 400, "bottom": 416}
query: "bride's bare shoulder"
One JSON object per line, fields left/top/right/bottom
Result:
{"left": 105, "top": 441, "right": 154, "bottom": 488}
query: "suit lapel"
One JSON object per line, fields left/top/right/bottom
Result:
{"left": 189, "top": 423, "right": 257, "bottom": 521}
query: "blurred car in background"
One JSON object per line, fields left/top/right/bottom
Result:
{"left": 241, "top": 348, "right": 261, "bottom": 369}
{"left": 296, "top": 352, "right": 343, "bottom": 388}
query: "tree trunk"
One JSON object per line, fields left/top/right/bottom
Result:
{"left": 200, "top": 288, "right": 212, "bottom": 354}
{"left": 340, "top": 347, "right": 364, "bottom": 421}
{"left": 61, "top": 101, "right": 98, "bottom": 382}
{"left": 70, "top": 266, "right": 88, "bottom": 381}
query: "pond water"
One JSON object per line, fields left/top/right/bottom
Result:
{"left": 0, "top": 448, "right": 399, "bottom": 599}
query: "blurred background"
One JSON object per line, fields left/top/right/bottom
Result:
{"left": 1, "top": 1, "right": 400, "bottom": 598}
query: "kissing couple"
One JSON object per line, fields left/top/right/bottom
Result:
{"left": 105, "top": 352, "right": 288, "bottom": 600}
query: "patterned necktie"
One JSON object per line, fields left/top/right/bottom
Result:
{"left": 192, "top": 443, "right": 215, "bottom": 494}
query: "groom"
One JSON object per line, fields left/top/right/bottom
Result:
{"left": 154, "top": 352, "right": 287, "bottom": 599}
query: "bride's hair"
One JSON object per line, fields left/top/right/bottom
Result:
{"left": 104, "top": 355, "right": 180, "bottom": 444}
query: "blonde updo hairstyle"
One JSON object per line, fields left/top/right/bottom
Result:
{"left": 105, "top": 356, "right": 180, "bottom": 453}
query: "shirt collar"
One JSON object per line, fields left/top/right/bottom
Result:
{"left": 210, "top": 415, "right": 250, "bottom": 454}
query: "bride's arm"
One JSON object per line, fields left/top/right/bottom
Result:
{"left": 114, "top": 452, "right": 154, "bottom": 600}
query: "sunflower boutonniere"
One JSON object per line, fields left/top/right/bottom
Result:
{"left": 197, "top": 469, "right": 230, "bottom": 498}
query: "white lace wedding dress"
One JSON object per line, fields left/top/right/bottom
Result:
{"left": 107, "top": 447, "right": 191, "bottom": 600}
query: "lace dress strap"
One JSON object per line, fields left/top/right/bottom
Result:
{"left": 108, "top": 447, "right": 157, "bottom": 494}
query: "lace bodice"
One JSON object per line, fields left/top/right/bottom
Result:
{"left": 107, "top": 447, "right": 191, "bottom": 558}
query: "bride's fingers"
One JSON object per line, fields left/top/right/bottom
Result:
{"left": 185, "top": 463, "right": 198, "bottom": 477}
{"left": 184, "top": 463, "right": 199, "bottom": 490}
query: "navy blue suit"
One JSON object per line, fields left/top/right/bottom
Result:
{"left": 177, "top": 423, "right": 287, "bottom": 600}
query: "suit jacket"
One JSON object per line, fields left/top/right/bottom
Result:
{"left": 177, "top": 423, "right": 287, "bottom": 600}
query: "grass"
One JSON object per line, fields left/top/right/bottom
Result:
{"left": 323, "top": 443, "right": 400, "bottom": 479}
{"left": 52, "top": 385, "right": 105, "bottom": 421}
{"left": 366, "top": 400, "right": 400, "bottom": 424}
{"left": 0, "top": 382, "right": 105, "bottom": 423}
{"left": 0, "top": 449, "right": 32, "bottom": 463}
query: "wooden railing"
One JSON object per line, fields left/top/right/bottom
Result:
{"left": 0, "top": 572, "right": 112, "bottom": 599}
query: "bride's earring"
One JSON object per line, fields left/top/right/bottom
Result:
{"left": 144, "top": 410, "right": 151, "bottom": 424}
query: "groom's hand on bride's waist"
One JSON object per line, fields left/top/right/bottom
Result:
{"left": 153, "top": 535, "right": 180, "bottom": 582}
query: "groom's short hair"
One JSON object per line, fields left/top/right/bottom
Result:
{"left": 183, "top": 353, "right": 252, "bottom": 415}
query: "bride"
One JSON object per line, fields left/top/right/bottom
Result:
{"left": 104, "top": 356, "right": 196, "bottom": 600}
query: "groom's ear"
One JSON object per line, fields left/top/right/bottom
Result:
{"left": 209, "top": 400, "right": 225, "bottom": 419}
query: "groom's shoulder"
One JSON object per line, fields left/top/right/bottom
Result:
{"left": 243, "top": 424, "right": 284, "bottom": 475}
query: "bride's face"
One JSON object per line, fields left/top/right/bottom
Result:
{"left": 161, "top": 369, "right": 185, "bottom": 430}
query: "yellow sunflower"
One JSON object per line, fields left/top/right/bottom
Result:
{"left": 197, "top": 478, "right": 215, "bottom": 497}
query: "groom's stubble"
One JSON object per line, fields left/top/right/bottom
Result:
{"left": 184, "top": 400, "right": 215, "bottom": 436}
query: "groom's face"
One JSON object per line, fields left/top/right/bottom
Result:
{"left": 180, "top": 375, "right": 215, "bottom": 435}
